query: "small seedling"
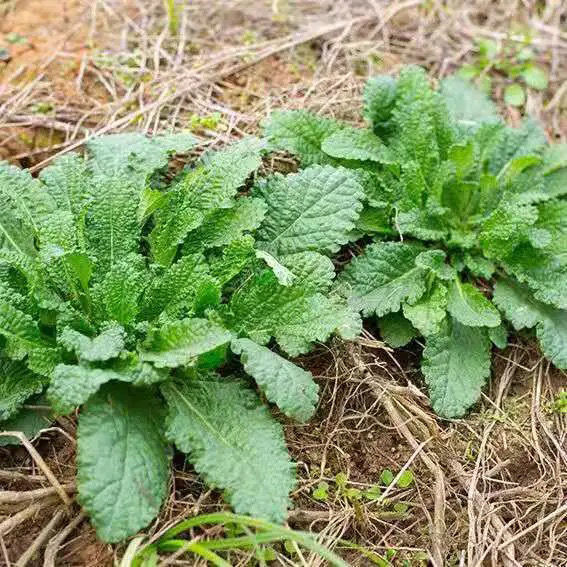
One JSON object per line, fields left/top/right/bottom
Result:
{"left": 363, "top": 484, "right": 382, "bottom": 500}
{"left": 393, "top": 502, "right": 409, "bottom": 514}
{"left": 548, "top": 390, "right": 567, "bottom": 414}
{"left": 5, "top": 32, "right": 27, "bottom": 45}
{"left": 256, "top": 546, "right": 277, "bottom": 562}
{"left": 163, "top": 0, "right": 180, "bottom": 35}
{"left": 333, "top": 472, "right": 363, "bottom": 502}
{"left": 380, "top": 469, "right": 395, "bottom": 486}
{"left": 189, "top": 112, "right": 223, "bottom": 132}
{"left": 31, "top": 102, "right": 54, "bottom": 115}
{"left": 335, "top": 472, "right": 348, "bottom": 490}
{"left": 397, "top": 470, "right": 414, "bottom": 488}
{"left": 312, "top": 481, "right": 329, "bottom": 501}
{"left": 458, "top": 35, "right": 549, "bottom": 106}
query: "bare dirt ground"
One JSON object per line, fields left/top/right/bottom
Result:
{"left": 0, "top": 1, "right": 566, "bottom": 565}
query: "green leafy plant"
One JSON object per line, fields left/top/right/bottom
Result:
{"left": 458, "top": 36, "right": 549, "bottom": 106}
{"left": 264, "top": 65, "right": 567, "bottom": 419}
{"left": 0, "top": 133, "right": 362, "bottom": 542}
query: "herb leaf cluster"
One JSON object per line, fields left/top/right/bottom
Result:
{"left": 0, "top": 134, "right": 362, "bottom": 542}
{"left": 265, "top": 65, "right": 567, "bottom": 419}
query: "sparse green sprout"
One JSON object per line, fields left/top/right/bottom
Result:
{"left": 380, "top": 469, "right": 395, "bottom": 486}
{"left": 393, "top": 502, "right": 409, "bottom": 514}
{"left": 163, "top": 0, "right": 180, "bottom": 35}
{"left": 132, "top": 512, "right": 350, "bottom": 566}
{"left": 458, "top": 34, "right": 549, "bottom": 105}
{"left": 189, "top": 112, "right": 223, "bottom": 132}
{"left": 241, "top": 30, "right": 259, "bottom": 46}
{"left": 5, "top": 32, "right": 27, "bottom": 44}
{"left": 363, "top": 484, "right": 382, "bottom": 500}
{"left": 31, "top": 102, "right": 54, "bottom": 115}
{"left": 504, "top": 83, "right": 526, "bottom": 106}
{"left": 334, "top": 471, "right": 348, "bottom": 490}
{"left": 549, "top": 390, "right": 567, "bottom": 414}
{"left": 256, "top": 546, "right": 277, "bottom": 562}
{"left": 344, "top": 487, "right": 362, "bottom": 501}
{"left": 521, "top": 64, "right": 548, "bottom": 90}
{"left": 312, "top": 481, "right": 329, "bottom": 501}
{"left": 283, "top": 540, "right": 297, "bottom": 555}
{"left": 397, "top": 469, "right": 414, "bottom": 488}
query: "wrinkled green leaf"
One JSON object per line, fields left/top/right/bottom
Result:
{"left": 232, "top": 338, "right": 318, "bottom": 422}
{"left": 77, "top": 382, "right": 170, "bottom": 543}
{"left": 162, "top": 375, "right": 295, "bottom": 522}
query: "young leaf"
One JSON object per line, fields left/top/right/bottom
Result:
{"left": 59, "top": 325, "right": 125, "bottom": 362}
{"left": 363, "top": 75, "right": 397, "bottom": 134}
{"left": 77, "top": 382, "right": 170, "bottom": 543}
{"left": 254, "top": 165, "right": 364, "bottom": 256}
{"left": 504, "top": 84, "right": 526, "bottom": 106}
{"left": 48, "top": 360, "right": 165, "bottom": 415}
{"left": 403, "top": 281, "right": 448, "bottom": 336}
{"left": 422, "top": 318, "right": 492, "bottom": 418}
{"left": 492, "top": 278, "right": 541, "bottom": 330}
{"left": 0, "top": 302, "right": 43, "bottom": 350}
{"left": 49, "top": 365, "right": 125, "bottom": 415}
{"left": 232, "top": 338, "right": 318, "bottom": 422}
{"left": 263, "top": 110, "right": 343, "bottom": 166}
{"left": 488, "top": 324, "right": 508, "bottom": 349}
{"left": 230, "top": 277, "right": 360, "bottom": 357}
{"left": 39, "top": 153, "right": 90, "bottom": 220}
{"left": 140, "top": 253, "right": 211, "bottom": 320}
{"left": 254, "top": 250, "right": 296, "bottom": 286}
{"left": 440, "top": 75, "right": 500, "bottom": 131}
{"left": 503, "top": 245, "right": 567, "bottom": 309}
{"left": 415, "top": 250, "right": 455, "bottom": 281}
{"left": 92, "top": 254, "right": 147, "bottom": 325}
{"left": 321, "top": 128, "right": 392, "bottom": 163}
{"left": 493, "top": 278, "right": 567, "bottom": 367}
{"left": 447, "top": 280, "right": 501, "bottom": 328}
{"left": 140, "top": 318, "right": 232, "bottom": 368}
{"left": 521, "top": 65, "right": 548, "bottom": 90}
{"left": 0, "top": 161, "right": 56, "bottom": 236}
{"left": 162, "top": 375, "right": 295, "bottom": 523}
{"left": 87, "top": 132, "right": 196, "bottom": 176}
{"left": 479, "top": 202, "right": 538, "bottom": 258}
{"left": 182, "top": 197, "right": 267, "bottom": 253}
{"left": 137, "top": 188, "right": 169, "bottom": 226}
{"left": 338, "top": 242, "right": 427, "bottom": 317}
{"left": 378, "top": 312, "right": 418, "bottom": 347}
{"left": 149, "top": 138, "right": 265, "bottom": 266}
{"left": 534, "top": 200, "right": 567, "bottom": 261}
{"left": 0, "top": 358, "right": 45, "bottom": 420}
{"left": 536, "top": 308, "right": 567, "bottom": 368}
{"left": 228, "top": 255, "right": 361, "bottom": 356}
{"left": 0, "top": 402, "right": 53, "bottom": 446}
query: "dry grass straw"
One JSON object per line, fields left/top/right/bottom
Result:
{"left": 1, "top": 0, "right": 565, "bottom": 166}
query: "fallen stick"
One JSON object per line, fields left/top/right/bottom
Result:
{"left": 0, "top": 484, "right": 75, "bottom": 506}
{"left": 0, "top": 432, "right": 72, "bottom": 509}
{"left": 43, "top": 511, "right": 86, "bottom": 567}
{"left": 15, "top": 508, "right": 66, "bottom": 567}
